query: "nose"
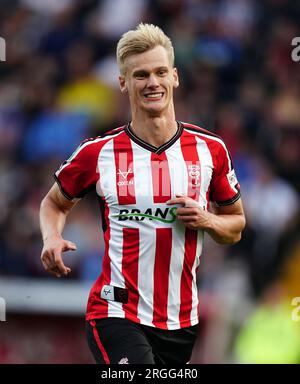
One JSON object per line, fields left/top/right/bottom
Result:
{"left": 147, "top": 73, "right": 159, "bottom": 88}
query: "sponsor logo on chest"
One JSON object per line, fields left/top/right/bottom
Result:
{"left": 112, "top": 207, "right": 177, "bottom": 223}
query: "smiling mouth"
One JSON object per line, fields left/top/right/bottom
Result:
{"left": 144, "top": 92, "right": 164, "bottom": 99}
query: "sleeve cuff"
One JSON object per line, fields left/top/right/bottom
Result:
{"left": 215, "top": 191, "right": 241, "bottom": 206}
{"left": 53, "top": 173, "right": 74, "bottom": 201}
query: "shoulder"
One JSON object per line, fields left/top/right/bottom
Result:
{"left": 63, "top": 125, "right": 126, "bottom": 165}
{"left": 76, "top": 125, "right": 127, "bottom": 153}
{"left": 81, "top": 125, "right": 126, "bottom": 146}
{"left": 181, "top": 122, "right": 223, "bottom": 142}
{"left": 181, "top": 121, "right": 228, "bottom": 154}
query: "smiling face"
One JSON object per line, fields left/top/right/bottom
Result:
{"left": 119, "top": 45, "right": 179, "bottom": 117}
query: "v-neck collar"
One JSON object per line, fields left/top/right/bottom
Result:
{"left": 125, "top": 121, "right": 183, "bottom": 155}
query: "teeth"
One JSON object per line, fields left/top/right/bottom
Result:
{"left": 145, "top": 93, "right": 163, "bottom": 98}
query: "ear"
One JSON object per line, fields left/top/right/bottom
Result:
{"left": 173, "top": 68, "right": 179, "bottom": 88}
{"left": 119, "top": 75, "right": 127, "bottom": 93}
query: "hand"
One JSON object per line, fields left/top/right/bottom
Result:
{"left": 41, "top": 235, "right": 76, "bottom": 277}
{"left": 166, "top": 194, "right": 211, "bottom": 230}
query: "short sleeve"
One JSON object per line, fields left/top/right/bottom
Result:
{"left": 209, "top": 141, "right": 241, "bottom": 206}
{"left": 54, "top": 141, "right": 99, "bottom": 200}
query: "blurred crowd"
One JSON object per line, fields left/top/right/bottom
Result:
{"left": 1, "top": 0, "right": 300, "bottom": 363}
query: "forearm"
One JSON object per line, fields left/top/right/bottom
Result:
{"left": 204, "top": 212, "right": 246, "bottom": 245}
{"left": 39, "top": 197, "right": 68, "bottom": 242}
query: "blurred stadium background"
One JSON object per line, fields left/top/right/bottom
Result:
{"left": 0, "top": 0, "right": 300, "bottom": 364}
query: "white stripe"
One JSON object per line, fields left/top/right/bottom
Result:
{"left": 131, "top": 143, "right": 153, "bottom": 205}
{"left": 56, "top": 130, "right": 124, "bottom": 177}
{"left": 195, "top": 136, "right": 214, "bottom": 209}
{"left": 165, "top": 141, "right": 188, "bottom": 328}
{"left": 131, "top": 142, "right": 170, "bottom": 325}
{"left": 185, "top": 127, "right": 239, "bottom": 196}
{"left": 166, "top": 139, "right": 189, "bottom": 197}
{"left": 184, "top": 127, "right": 232, "bottom": 172}
{"left": 190, "top": 230, "right": 203, "bottom": 323}
{"left": 166, "top": 222, "right": 185, "bottom": 329}
{"left": 98, "top": 138, "right": 125, "bottom": 318}
{"left": 136, "top": 227, "right": 155, "bottom": 326}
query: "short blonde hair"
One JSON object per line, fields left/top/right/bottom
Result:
{"left": 117, "top": 23, "right": 174, "bottom": 75}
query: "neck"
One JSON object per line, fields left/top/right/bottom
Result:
{"left": 130, "top": 107, "right": 178, "bottom": 148}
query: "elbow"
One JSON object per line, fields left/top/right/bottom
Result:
{"left": 216, "top": 228, "right": 244, "bottom": 245}
{"left": 217, "top": 233, "right": 241, "bottom": 245}
{"left": 228, "top": 232, "right": 242, "bottom": 245}
{"left": 40, "top": 196, "right": 48, "bottom": 212}
{"left": 227, "top": 216, "right": 246, "bottom": 245}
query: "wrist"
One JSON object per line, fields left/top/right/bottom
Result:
{"left": 43, "top": 232, "right": 62, "bottom": 243}
{"left": 200, "top": 210, "right": 215, "bottom": 231}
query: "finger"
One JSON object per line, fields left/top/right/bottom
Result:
{"left": 47, "top": 264, "right": 71, "bottom": 278}
{"left": 50, "top": 266, "right": 71, "bottom": 278}
{"left": 62, "top": 241, "right": 77, "bottom": 252}
{"left": 53, "top": 249, "right": 69, "bottom": 275}
{"left": 177, "top": 215, "right": 198, "bottom": 222}
{"left": 166, "top": 197, "right": 187, "bottom": 205}
{"left": 41, "top": 251, "right": 71, "bottom": 277}
{"left": 42, "top": 260, "right": 62, "bottom": 277}
{"left": 41, "top": 258, "right": 51, "bottom": 272}
{"left": 41, "top": 252, "right": 55, "bottom": 271}
{"left": 176, "top": 207, "right": 198, "bottom": 215}
{"left": 53, "top": 265, "right": 71, "bottom": 277}
{"left": 183, "top": 199, "right": 200, "bottom": 208}
{"left": 49, "top": 267, "right": 63, "bottom": 278}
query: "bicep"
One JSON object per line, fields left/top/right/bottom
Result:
{"left": 45, "top": 183, "right": 80, "bottom": 213}
{"left": 214, "top": 198, "right": 245, "bottom": 217}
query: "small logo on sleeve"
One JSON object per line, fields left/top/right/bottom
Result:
{"left": 227, "top": 169, "right": 238, "bottom": 188}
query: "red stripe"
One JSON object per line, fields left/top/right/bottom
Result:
{"left": 179, "top": 229, "right": 198, "bottom": 327}
{"left": 100, "top": 199, "right": 112, "bottom": 311}
{"left": 180, "top": 131, "right": 201, "bottom": 200}
{"left": 152, "top": 228, "right": 172, "bottom": 328}
{"left": 90, "top": 320, "right": 110, "bottom": 364}
{"left": 151, "top": 152, "right": 171, "bottom": 203}
{"left": 114, "top": 133, "right": 136, "bottom": 205}
{"left": 122, "top": 228, "right": 140, "bottom": 322}
{"left": 86, "top": 198, "right": 111, "bottom": 319}
{"left": 102, "top": 125, "right": 126, "bottom": 137}
{"left": 179, "top": 130, "right": 201, "bottom": 327}
{"left": 196, "top": 265, "right": 201, "bottom": 320}
{"left": 86, "top": 148, "right": 112, "bottom": 319}
{"left": 182, "top": 122, "right": 222, "bottom": 140}
{"left": 206, "top": 187, "right": 211, "bottom": 211}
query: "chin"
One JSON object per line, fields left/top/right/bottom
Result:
{"left": 144, "top": 108, "right": 165, "bottom": 116}
{"left": 143, "top": 102, "right": 167, "bottom": 114}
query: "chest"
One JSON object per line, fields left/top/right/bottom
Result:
{"left": 96, "top": 140, "right": 213, "bottom": 208}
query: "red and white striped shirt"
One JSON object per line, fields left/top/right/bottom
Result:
{"left": 55, "top": 122, "right": 240, "bottom": 330}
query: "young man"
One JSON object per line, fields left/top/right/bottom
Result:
{"left": 40, "top": 24, "right": 246, "bottom": 364}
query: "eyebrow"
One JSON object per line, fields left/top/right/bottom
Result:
{"left": 132, "top": 66, "right": 169, "bottom": 76}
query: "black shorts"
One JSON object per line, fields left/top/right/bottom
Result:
{"left": 86, "top": 317, "right": 198, "bottom": 364}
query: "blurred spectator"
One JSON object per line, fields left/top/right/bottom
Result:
{"left": 21, "top": 0, "right": 74, "bottom": 16}
{"left": 241, "top": 157, "right": 299, "bottom": 295}
{"left": 22, "top": 84, "right": 90, "bottom": 161}
{"left": 91, "top": 0, "right": 149, "bottom": 39}
{"left": 244, "top": 158, "right": 299, "bottom": 236}
{"left": 234, "top": 280, "right": 300, "bottom": 364}
{"left": 57, "top": 40, "right": 117, "bottom": 127}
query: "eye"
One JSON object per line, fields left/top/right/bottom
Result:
{"left": 157, "top": 69, "right": 167, "bottom": 76}
{"left": 134, "top": 72, "right": 147, "bottom": 79}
